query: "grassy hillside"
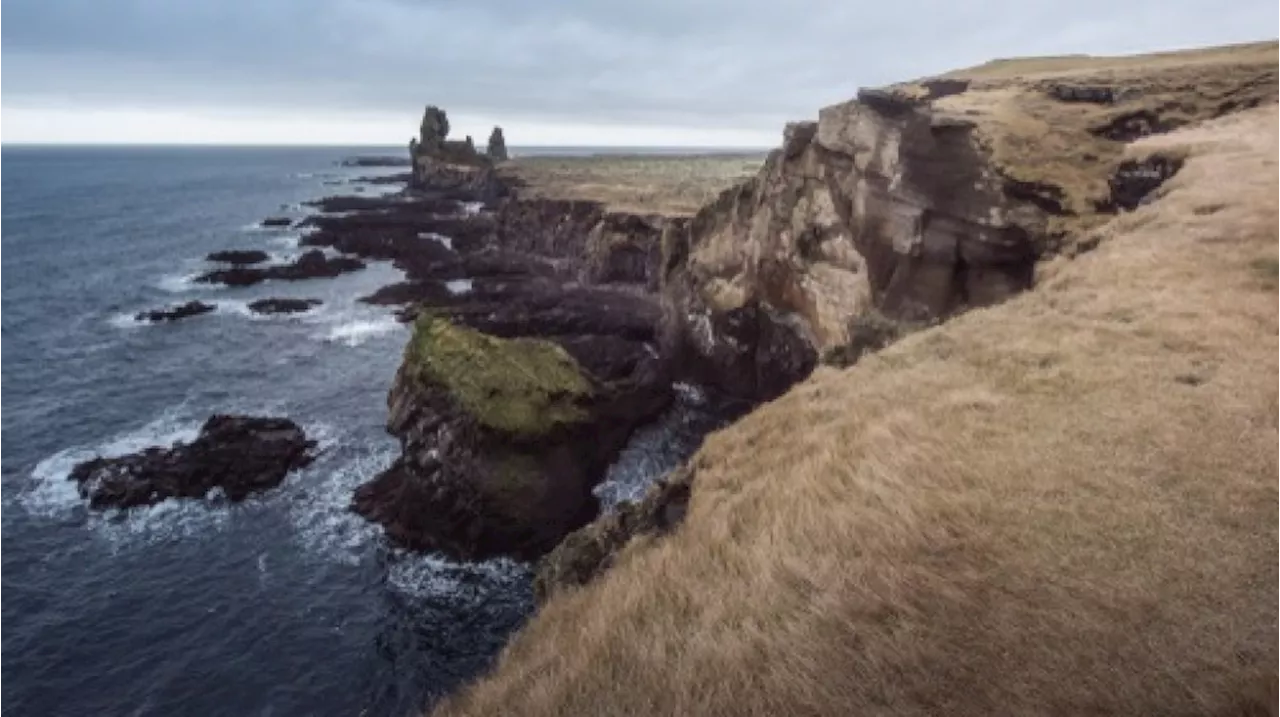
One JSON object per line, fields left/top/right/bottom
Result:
{"left": 497, "top": 154, "right": 764, "bottom": 217}
{"left": 432, "top": 48, "right": 1279, "bottom": 717}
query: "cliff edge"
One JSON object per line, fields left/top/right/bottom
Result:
{"left": 432, "top": 42, "right": 1279, "bottom": 716}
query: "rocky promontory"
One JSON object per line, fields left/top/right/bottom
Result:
{"left": 352, "top": 313, "right": 668, "bottom": 560}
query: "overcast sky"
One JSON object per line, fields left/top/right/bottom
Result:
{"left": 2, "top": 0, "right": 1276, "bottom": 146}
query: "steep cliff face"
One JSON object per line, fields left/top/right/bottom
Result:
{"left": 659, "top": 54, "right": 1279, "bottom": 401}
{"left": 661, "top": 90, "right": 1045, "bottom": 400}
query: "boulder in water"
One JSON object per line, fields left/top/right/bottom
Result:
{"left": 247, "top": 298, "right": 322, "bottom": 315}
{"left": 207, "top": 249, "right": 270, "bottom": 265}
{"left": 134, "top": 300, "right": 216, "bottom": 323}
{"left": 68, "top": 415, "right": 316, "bottom": 509}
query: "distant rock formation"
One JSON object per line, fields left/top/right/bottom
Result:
{"left": 408, "top": 105, "right": 510, "bottom": 185}
{"left": 487, "top": 127, "right": 509, "bottom": 161}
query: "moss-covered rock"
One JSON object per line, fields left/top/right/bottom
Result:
{"left": 403, "top": 313, "right": 593, "bottom": 436}
{"left": 353, "top": 315, "right": 672, "bottom": 560}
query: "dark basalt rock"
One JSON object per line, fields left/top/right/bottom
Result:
{"left": 1095, "top": 155, "right": 1184, "bottom": 213}
{"left": 1002, "top": 177, "right": 1071, "bottom": 215}
{"left": 68, "top": 415, "right": 316, "bottom": 509}
{"left": 1090, "top": 110, "right": 1183, "bottom": 142}
{"left": 247, "top": 298, "right": 322, "bottom": 315}
{"left": 195, "top": 250, "right": 365, "bottom": 287}
{"left": 207, "top": 249, "right": 270, "bottom": 265}
{"left": 920, "top": 78, "right": 970, "bottom": 101}
{"left": 260, "top": 217, "right": 294, "bottom": 228}
{"left": 351, "top": 315, "right": 671, "bottom": 561}
{"left": 135, "top": 300, "right": 216, "bottom": 323}
{"left": 1047, "top": 84, "right": 1135, "bottom": 104}
{"left": 339, "top": 156, "right": 411, "bottom": 167}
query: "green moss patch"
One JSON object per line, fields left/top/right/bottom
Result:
{"left": 405, "top": 314, "right": 594, "bottom": 436}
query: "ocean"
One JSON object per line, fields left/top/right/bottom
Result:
{"left": 0, "top": 145, "right": 720, "bottom": 716}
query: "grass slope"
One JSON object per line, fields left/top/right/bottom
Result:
{"left": 433, "top": 56, "right": 1279, "bottom": 717}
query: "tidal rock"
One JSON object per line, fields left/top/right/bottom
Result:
{"left": 68, "top": 415, "right": 316, "bottom": 509}
{"left": 486, "top": 126, "right": 509, "bottom": 161}
{"left": 195, "top": 250, "right": 365, "bottom": 287}
{"left": 352, "top": 314, "right": 670, "bottom": 560}
{"left": 207, "top": 249, "right": 270, "bottom": 265}
{"left": 134, "top": 300, "right": 216, "bottom": 323}
{"left": 247, "top": 298, "right": 322, "bottom": 315}
{"left": 260, "top": 217, "right": 294, "bottom": 228}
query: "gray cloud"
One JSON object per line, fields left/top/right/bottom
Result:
{"left": 3, "top": 0, "right": 1277, "bottom": 134}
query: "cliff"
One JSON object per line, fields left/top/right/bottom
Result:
{"left": 660, "top": 41, "right": 1278, "bottom": 400}
{"left": 431, "top": 41, "right": 1279, "bottom": 716}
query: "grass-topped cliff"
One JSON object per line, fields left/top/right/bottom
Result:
{"left": 430, "top": 42, "right": 1279, "bottom": 716}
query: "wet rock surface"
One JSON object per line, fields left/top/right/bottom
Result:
{"left": 259, "top": 217, "right": 294, "bottom": 228}
{"left": 207, "top": 249, "right": 270, "bottom": 265}
{"left": 68, "top": 415, "right": 316, "bottom": 509}
{"left": 135, "top": 300, "right": 216, "bottom": 323}
{"left": 195, "top": 249, "right": 365, "bottom": 286}
{"left": 247, "top": 298, "right": 323, "bottom": 315}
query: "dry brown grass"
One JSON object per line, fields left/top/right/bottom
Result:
{"left": 432, "top": 102, "right": 1279, "bottom": 716}
{"left": 497, "top": 154, "right": 765, "bottom": 217}
{"left": 941, "top": 40, "right": 1278, "bottom": 80}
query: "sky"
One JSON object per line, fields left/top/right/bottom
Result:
{"left": 2, "top": 0, "right": 1276, "bottom": 146}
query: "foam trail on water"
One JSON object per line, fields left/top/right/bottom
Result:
{"left": 320, "top": 316, "right": 404, "bottom": 347}
{"left": 417, "top": 232, "right": 454, "bottom": 251}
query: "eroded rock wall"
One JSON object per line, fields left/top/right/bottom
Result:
{"left": 661, "top": 90, "right": 1046, "bottom": 400}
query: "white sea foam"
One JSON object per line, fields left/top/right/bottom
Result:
{"left": 417, "top": 232, "right": 454, "bottom": 251}
{"left": 22, "top": 413, "right": 203, "bottom": 519}
{"left": 156, "top": 271, "right": 206, "bottom": 293}
{"left": 386, "top": 553, "right": 530, "bottom": 600}
{"left": 108, "top": 312, "right": 147, "bottom": 329}
{"left": 283, "top": 441, "right": 389, "bottom": 565}
{"left": 445, "top": 279, "right": 473, "bottom": 295}
{"left": 268, "top": 233, "right": 303, "bottom": 250}
{"left": 459, "top": 201, "right": 485, "bottom": 216}
{"left": 320, "top": 316, "right": 404, "bottom": 346}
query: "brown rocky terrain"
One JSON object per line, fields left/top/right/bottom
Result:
{"left": 427, "top": 41, "right": 1280, "bottom": 717}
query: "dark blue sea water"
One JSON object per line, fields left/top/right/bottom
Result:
{"left": 1, "top": 146, "right": 718, "bottom": 716}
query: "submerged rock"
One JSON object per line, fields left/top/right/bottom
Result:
{"left": 135, "top": 300, "right": 216, "bottom": 323}
{"left": 68, "top": 415, "right": 316, "bottom": 509}
{"left": 260, "top": 217, "right": 294, "bottom": 228}
{"left": 352, "top": 313, "right": 670, "bottom": 561}
{"left": 247, "top": 298, "right": 322, "bottom": 315}
{"left": 207, "top": 249, "right": 270, "bottom": 265}
{"left": 195, "top": 250, "right": 365, "bottom": 287}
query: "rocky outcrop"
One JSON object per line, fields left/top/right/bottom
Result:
{"left": 534, "top": 463, "right": 695, "bottom": 601}
{"left": 486, "top": 127, "right": 509, "bottom": 162}
{"left": 1096, "top": 155, "right": 1184, "bottom": 212}
{"left": 351, "top": 314, "right": 670, "bottom": 560}
{"left": 247, "top": 298, "right": 322, "bottom": 315}
{"left": 207, "top": 249, "right": 270, "bottom": 265}
{"left": 659, "top": 90, "right": 1046, "bottom": 400}
{"left": 409, "top": 105, "right": 509, "bottom": 186}
{"left": 135, "top": 300, "right": 216, "bottom": 323}
{"left": 69, "top": 415, "right": 316, "bottom": 509}
{"left": 195, "top": 249, "right": 365, "bottom": 286}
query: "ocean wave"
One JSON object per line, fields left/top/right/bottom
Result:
{"left": 319, "top": 316, "right": 404, "bottom": 347}
{"left": 155, "top": 271, "right": 209, "bottom": 293}
{"left": 417, "top": 232, "right": 454, "bottom": 251}
{"left": 282, "top": 437, "right": 392, "bottom": 566}
{"left": 386, "top": 553, "right": 531, "bottom": 600}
